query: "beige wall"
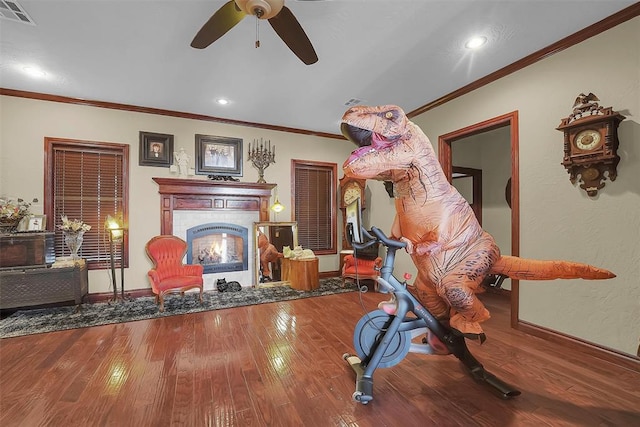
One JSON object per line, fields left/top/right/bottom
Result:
{"left": 1, "top": 17, "right": 637, "bottom": 356}
{"left": 453, "top": 127, "right": 512, "bottom": 290}
{"left": 368, "top": 17, "right": 639, "bottom": 356}
{"left": 0, "top": 97, "right": 354, "bottom": 293}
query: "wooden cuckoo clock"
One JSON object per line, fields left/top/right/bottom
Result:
{"left": 556, "top": 93, "right": 624, "bottom": 197}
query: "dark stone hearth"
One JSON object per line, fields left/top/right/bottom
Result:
{"left": 0, "top": 278, "right": 357, "bottom": 339}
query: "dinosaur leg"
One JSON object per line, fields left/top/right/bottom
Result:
{"left": 409, "top": 272, "right": 450, "bottom": 320}
{"left": 436, "top": 236, "right": 500, "bottom": 338}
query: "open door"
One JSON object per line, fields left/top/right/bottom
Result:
{"left": 438, "top": 111, "right": 520, "bottom": 328}
{"left": 452, "top": 166, "right": 482, "bottom": 225}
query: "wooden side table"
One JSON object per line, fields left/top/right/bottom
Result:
{"left": 281, "top": 257, "right": 319, "bottom": 291}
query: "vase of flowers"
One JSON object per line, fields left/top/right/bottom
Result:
{"left": 58, "top": 215, "right": 91, "bottom": 259}
{"left": 0, "top": 197, "right": 35, "bottom": 233}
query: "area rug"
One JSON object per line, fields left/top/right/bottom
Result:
{"left": 0, "top": 278, "right": 358, "bottom": 339}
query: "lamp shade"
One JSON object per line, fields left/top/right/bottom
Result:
{"left": 270, "top": 197, "right": 285, "bottom": 213}
{"left": 105, "top": 215, "right": 124, "bottom": 240}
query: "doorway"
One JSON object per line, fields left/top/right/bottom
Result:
{"left": 452, "top": 166, "right": 483, "bottom": 226}
{"left": 438, "top": 111, "right": 520, "bottom": 328}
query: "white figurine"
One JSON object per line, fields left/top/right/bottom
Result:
{"left": 174, "top": 148, "right": 190, "bottom": 177}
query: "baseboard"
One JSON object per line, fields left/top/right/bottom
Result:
{"left": 85, "top": 272, "right": 344, "bottom": 303}
{"left": 517, "top": 320, "right": 640, "bottom": 373}
{"left": 85, "top": 288, "right": 154, "bottom": 303}
{"left": 320, "top": 270, "right": 340, "bottom": 279}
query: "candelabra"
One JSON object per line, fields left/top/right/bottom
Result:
{"left": 248, "top": 138, "right": 275, "bottom": 183}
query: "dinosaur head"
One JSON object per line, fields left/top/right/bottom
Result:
{"left": 341, "top": 105, "right": 413, "bottom": 180}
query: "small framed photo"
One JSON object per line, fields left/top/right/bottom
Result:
{"left": 27, "top": 215, "right": 47, "bottom": 231}
{"left": 195, "top": 134, "right": 243, "bottom": 176}
{"left": 139, "top": 131, "right": 174, "bottom": 167}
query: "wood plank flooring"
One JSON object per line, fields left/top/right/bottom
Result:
{"left": 1, "top": 290, "right": 639, "bottom": 426}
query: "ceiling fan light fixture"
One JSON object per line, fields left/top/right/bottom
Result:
{"left": 235, "top": 0, "right": 284, "bottom": 20}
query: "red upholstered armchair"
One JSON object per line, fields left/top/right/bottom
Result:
{"left": 342, "top": 254, "right": 383, "bottom": 290}
{"left": 145, "top": 235, "right": 204, "bottom": 312}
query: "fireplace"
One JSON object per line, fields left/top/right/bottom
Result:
{"left": 153, "top": 178, "right": 276, "bottom": 288}
{"left": 186, "top": 223, "right": 248, "bottom": 274}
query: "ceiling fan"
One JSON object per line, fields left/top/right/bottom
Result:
{"left": 191, "top": 0, "right": 318, "bottom": 65}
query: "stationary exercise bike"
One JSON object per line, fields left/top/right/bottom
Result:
{"left": 343, "top": 223, "right": 521, "bottom": 404}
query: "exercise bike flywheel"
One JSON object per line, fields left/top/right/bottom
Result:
{"left": 353, "top": 310, "right": 411, "bottom": 368}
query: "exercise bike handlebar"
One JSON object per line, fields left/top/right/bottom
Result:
{"left": 353, "top": 226, "right": 407, "bottom": 252}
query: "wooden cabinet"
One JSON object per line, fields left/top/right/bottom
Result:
{"left": 0, "top": 232, "right": 55, "bottom": 269}
{"left": 281, "top": 258, "right": 319, "bottom": 291}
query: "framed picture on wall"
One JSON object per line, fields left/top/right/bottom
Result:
{"left": 139, "top": 131, "right": 174, "bottom": 167}
{"left": 195, "top": 134, "right": 243, "bottom": 176}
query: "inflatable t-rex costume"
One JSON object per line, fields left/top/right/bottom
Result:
{"left": 341, "top": 104, "right": 615, "bottom": 340}
{"left": 257, "top": 230, "right": 282, "bottom": 280}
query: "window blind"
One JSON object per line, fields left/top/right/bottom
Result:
{"left": 292, "top": 160, "right": 336, "bottom": 254}
{"left": 47, "top": 139, "right": 128, "bottom": 269}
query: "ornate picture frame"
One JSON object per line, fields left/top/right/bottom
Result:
{"left": 195, "top": 134, "right": 243, "bottom": 176}
{"left": 139, "top": 131, "right": 174, "bottom": 167}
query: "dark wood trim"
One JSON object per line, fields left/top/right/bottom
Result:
{"left": 84, "top": 288, "right": 155, "bottom": 303}
{"left": 3, "top": 6, "right": 638, "bottom": 141}
{"left": 0, "top": 88, "right": 345, "bottom": 140}
{"left": 291, "top": 159, "right": 339, "bottom": 255}
{"left": 408, "top": 3, "right": 640, "bottom": 117}
{"left": 4, "top": 6, "right": 637, "bottom": 141}
{"left": 43, "top": 137, "right": 130, "bottom": 270}
{"left": 152, "top": 178, "right": 276, "bottom": 235}
{"left": 517, "top": 320, "right": 640, "bottom": 373}
{"left": 438, "top": 111, "right": 520, "bottom": 328}
{"left": 436, "top": 111, "right": 640, "bottom": 368}
{"left": 319, "top": 270, "right": 340, "bottom": 279}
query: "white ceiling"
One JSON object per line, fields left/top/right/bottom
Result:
{"left": 1, "top": 0, "right": 636, "bottom": 136}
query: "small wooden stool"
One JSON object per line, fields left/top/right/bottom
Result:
{"left": 281, "top": 257, "right": 319, "bottom": 291}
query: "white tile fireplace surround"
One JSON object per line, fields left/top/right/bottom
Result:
{"left": 174, "top": 210, "right": 257, "bottom": 290}
{"left": 152, "top": 178, "right": 276, "bottom": 290}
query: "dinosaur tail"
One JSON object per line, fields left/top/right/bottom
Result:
{"left": 490, "top": 255, "right": 615, "bottom": 280}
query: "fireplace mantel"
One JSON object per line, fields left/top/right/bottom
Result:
{"left": 153, "top": 178, "right": 276, "bottom": 235}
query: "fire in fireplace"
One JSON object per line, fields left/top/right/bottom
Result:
{"left": 186, "top": 223, "right": 248, "bottom": 274}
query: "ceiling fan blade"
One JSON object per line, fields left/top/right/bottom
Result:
{"left": 191, "top": 1, "right": 246, "bottom": 49}
{"left": 268, "top": 6, "right": 318, "bottom": 65}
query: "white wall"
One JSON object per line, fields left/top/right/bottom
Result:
{"left": 368, "top": 17, "right": 639, "bottom": 356}
{"left": 0, "top": 97, "right": 354, "bottom": 293}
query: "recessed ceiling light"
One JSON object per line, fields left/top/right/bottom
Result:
{"left": 22, "top": 66, "right": 47, "bottom": 78}
{"left": 216, "top": 98, "right": 229, "bottom": 105}
{"left": 465, "top": 36, "right": 487, "bottom": 50}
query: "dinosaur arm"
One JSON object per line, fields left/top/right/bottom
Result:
{"left": 391, "top": 213, "right": 415, "bottom": 254}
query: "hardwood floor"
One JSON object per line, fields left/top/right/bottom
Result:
{"left": 1, "top": 291, "right": 638, "bottom": 426}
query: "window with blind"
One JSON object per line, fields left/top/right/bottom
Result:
{"left": 44, "top": 138, "right": 129, "bottom": 269}
{"left": 291, "top": 159, "right": 337, "bottom": 255}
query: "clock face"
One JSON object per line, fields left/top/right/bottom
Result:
{"left": 343, "top": 186, "right": 361, "bottom": 205}
{"left": 574, "top": 129, "right": 602, "bottom": 151}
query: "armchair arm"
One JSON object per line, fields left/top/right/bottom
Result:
{"left": 148, "top": 269, "right": 160, "bottom": 286}
{"left": 343, "top": 255, "right": 356, "bottom": 270}
{"left": 183, "top": 264, "right": 204, "bottom": 276}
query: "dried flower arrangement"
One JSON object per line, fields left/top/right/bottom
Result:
{"left": 0, "top": 197, "right": 35, "bottom": 222}
{"left": 57, "top": 215, "right": 92, "bottom": 233}
{"left": 0, "top": 197, "right": 37, "bottom": 232}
